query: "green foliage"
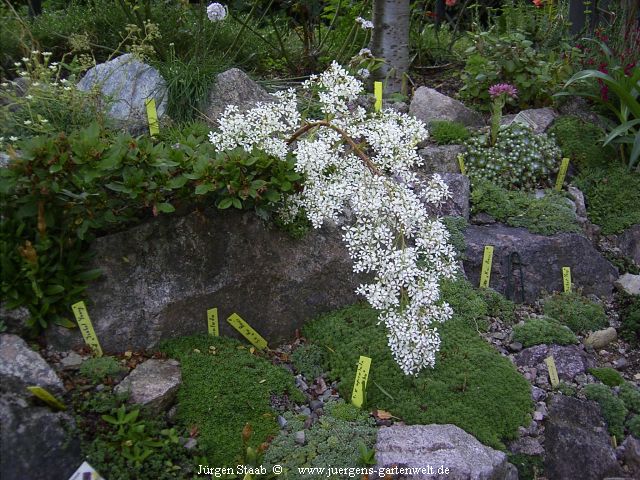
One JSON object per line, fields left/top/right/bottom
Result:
{"left": 460, "top": 30, "right": 575, "bottom": 109}
{"left": 542, "top": 291, "right": 607, "bottom": 334}
{"left": 262, "top": 400, "right": 377, "bottom": 479}
{"left": 442, "top": 216, "right": 467, "bottom": 261}
{"left": 559, "top": 39, "right": 640, "bottom": 170}
{"left": 478, "top": 288, "right": 516, "bottom": 324}
{"left": 507, "top": 453, "right": 544, "bottom": 480}
{"left": 547, "top": 116, "right": 616, "bottom": 171}
{"left": 429, "top": 121, "right": 470, "bottom": 145}
{"left": 574, "top": 166, "right": 640, "bottom": 235}
{"left": 159, "top": 335, "right": 303, "bottom": 467}
{"left": 583, "top": 383, "right": 627, "bottom": 439}
{"left": 1, "top": 123, "right": 300, "bottom": 334}
{"left": 627, "top": 414, "right": 640, "bottom": 438}
{"left": 554, "top": 382, "right": 577, "bottom": 397}
{"left": 512, "top": 317, "right": 578, "bottom": 347}
{"left": 303, "top": 280, "right": 533, "bottom": 450}
{"left": 619, "top": 294, "right": 640, "bottom": 345}
{"left": 588, "top": 367, "right": 625, "bottom": 387}
{"left": 79, "top": 356, "right": 125, "bottom": 383}
{"left": 291, "top": 343, "right": 328, "bottom": 380}
{"left": 619, "top": 382, "right": 640, "bottom": 414}
{"left": 463, "top": 124, "right": 562, "bottom": 190}
{"left": 470, "top": 180, "right": 581, "bottom": 235}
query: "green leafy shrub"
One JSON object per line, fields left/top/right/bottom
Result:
{"left": 588, "top": 367, "right": 625, "bottom": 387}
{"left": 627, "top": 414, "right": 640, "bottom": 438}
{"left": 462, "top": 124, "right": 562, "bottom": 190}
{"left": 508, "top": 453, "right": 544, "bottom": 480}
{"left": 583, "top": 383, "right": 627, "bottom": 439}
{"left": 79, "top": 356, "right": 125, "bottom": 383}
{"left": 619, "top": 382, "right": 640, "bottom": 414}
{"left": 479, "top": 288, "right": 516, "bottom": 324}
{"left": 574, "top": 166, "right": 640, "bottom": 235}
{"left": 262, "top": 401, "right": 376, "bottom": 479}
{"left": 470, "top": 180, "right": 581, "bottom": 235}
{"left": 555, "top": 382, "right": 577, "bottom": 397}
{"left": 429, "top": 120, "right": 470, "bottom": 145}
{"left": 512, "top": 317, "right": 578, "bottom": 347}
{"left": 303, "top": 281, "right": 533, "bottom": 450}
{"left": 619, "top": 295, "right": 640, "bottom": 345}
{"left": 542, "top": 292, "right": 607, "bottom": 334}
{"left": 547, "top": 116, "right": 615, "bottom": 171}
{"left": 459, "top": 30, "right": 574, "bottom": 109}
{"left": 291, "top": 343, "right": 328, "bottom": 380}
{"left": 442, "top": 216, "right": 468, "bottom": 260}
{"left": 160, "top": 335, "right": 303, "bottom": 466}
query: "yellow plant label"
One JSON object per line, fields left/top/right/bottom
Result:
{"left": 27, "top": 386, "right": 66, "bottom": 410}
{"left": 145, "top": 98, "right": 160, "bottom": 136}
{"left": 207, "top": 308, "right": 219, "bottom": 336}
{"left": 374, "top": 81, "right": 383, "bottom": 112}
{"left": 480, "top": 246, "right": 494, "bottom": 288}
{"left": 457, "top": 154, "right": 466, "bottom": 175}
{"left": 555, "top": 158, "right": 570, "bottom": 191}
{"left": 71, "top": 301, "right": 103, "bottom": 357}
{"left": 351, "top": 356, "right": 372, "bottom": 408}
{"left": 562, "top": 267, "right": 572, "bottom": 293}
{"left": 226, "top": 313, "right": 268, "bottom": 350}
{"left": 545, "top": 356, "right": 560, "bottom": 387}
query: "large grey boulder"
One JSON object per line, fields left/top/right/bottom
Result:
{"left": 409, "top": 87, "right": 484, "bottom": 128}
{"left": 77, "top": 53, "right": 167, "bottom": 133}
{"left": 204, "top": 68, "right": 274, "bottom": 125}
{"left": 375, "top": 424, "right": 518, "bottom": 480}
{"left": 115, "top": 359, "right": 181, "bottom": 413}
{"left": 418, "top": 144, "right": 465, "bottom": 174}
{"left": 46, "top": 208, "right": 362, "bottom": 352}
{"left": 615, "top": 273, "right": 640, "bottom": 296}
{"left": 616, "top": 224, "right": 640, "bottom": 266}
{"left": 0, "top": 394, "right": 82, "bottom": 480}
{"left": 0, "top": 334, "right": 64, "bottom": 395}
{"left": 463, "top": 224, "right": 618, "bottom": 302}
{"left": 545, "top": 395, "right": 623, "bottom": 480}
{"left": 420, "top": 173, "right": 470, "bottom": 220}
{"left": 515, "top": 344, "right": 596, "bottom": 382}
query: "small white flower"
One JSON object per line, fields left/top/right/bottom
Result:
{"left": 64, "top": 86, "right": 71, "bottom": 91}
{"left": 51, "top": 62, "right": 59, "bottom": 67}
{"left": 31, "top": 50, "right": 40, "bottom": 55}
{"left": 21, "top": 57, "right": 30, "bottom": 62}
{"left": 206, "top": 2, "right": 227, "bottom": 22}
{"left": 355, "top": 17, "right": 374, "bottom": 29}
{"left": 358, "top": 48, "right": 372, "bottom": 57}
{"left": 43, "top": 51, "right": 52, "bottom": 57}
{"left": 1, "top": 82, "right": 8, "bottom": 87}
{"left": 40, "top": 119, "right": 49, "bottom": 124}
{"left": 48, "top": 65, "right": 57, "bottom": 70}
{"left": 9, "top": 136, "right": 18, "bottom": 141}
{"left": 357, "top": 68, "right": 370, "bottom": 79}
{"left": 25, "top": 95, "right": 33, "bottom": 100}
{"left": 23, "top": 120, "right": 32, "bottom": 125}
{"left": 13, "top": 62, "right": 21, "bottom": 67}
{"left": 60, "top": 78, "right": 68, "bottom": 84}
{"left": 31, "top": 82, "right": 40, "bottom": 87}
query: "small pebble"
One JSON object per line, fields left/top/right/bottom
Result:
{"left": 310, "top": 400, "right": 323, "bottom": 411}
{"left": 184, "top": 438, "right": 197, "bottom": 450}
{"left": 508, "top": 342, "right": 523, "bottom": 353}
{"left": 613, "top": 358, "right": 629, "bottom": 370}
{"left": 294, "top": 431, "right": 306, "bottom": 446}
{"left": 277, "top": 415, "right": 287, "bottom": 429}
{"left": 299, "top": 407, "right": 311, "bottom": 417}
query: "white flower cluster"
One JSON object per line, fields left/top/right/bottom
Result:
{"left": 209, "top": 62, "right": 458, "bottom": 375}
{"left": 206, "top": 2, "right": 227, "bottom": 22}
{"left": 355, "top": 16, "right": 374, "bottom": 30}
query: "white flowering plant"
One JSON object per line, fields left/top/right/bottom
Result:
{"left": 209, "top": 62, "right": 458, "bottom": 375}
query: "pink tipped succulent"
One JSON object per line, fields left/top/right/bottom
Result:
{"left": 488, "top": 83, "right": 518, "bottom": 99}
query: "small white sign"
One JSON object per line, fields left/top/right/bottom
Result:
{"left": 68, "top": 461, "right": 104, "bottom": 480}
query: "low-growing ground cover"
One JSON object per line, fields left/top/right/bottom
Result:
{"left": 302, "top": 279, "right": 533, "bottom": 450}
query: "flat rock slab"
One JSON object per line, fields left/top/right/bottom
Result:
{"left": 46, "top": 208, "right": 361, "bottom": 353}
{"left": 463, "top": 224, "right": 617, "bottom": 302}
{"left": 115, "top": 359, "right": 181, "bottom": 413}
{"left": 545, "top": 395, "right": 622, "bottom": 480}
{"left": 615, "top": 273, "right": 640, "bottom": 296}
{"left": 375, "top": 424, "right": 517, "bottom": 480}
{"left": 515, "top": 344, "right": 596, "bottom": 382}
{"left": 409, "top": 87, "right": 484, "bottom": 128}
{"left": 501, "top": 108, "right": 557, "bottom": 134}
{"left": 0, "top": 334, "right": 63, "bottom": 395}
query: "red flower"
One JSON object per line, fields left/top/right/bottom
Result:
{"left": 445, "top": 0, "right": 457, "bottom": 6}
{"left": 532, "top": 0, "right": 543, "bottom": 7}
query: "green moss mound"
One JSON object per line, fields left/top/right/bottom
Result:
{"left": 588, "top": 367, "right": 625, "bottom": 387}
{"left": 79, "top": 356, "right": 125, "bottom": 383}
{"left": 429, "top": 120, "right": 471, "bottom": 145}
{"left": 470, "top": 180, "right": 581, "bottom": 235}
{"left": 302, "top": 280, "right": 533, "bottom": 450}
{"left": 548, "top": 116, "right": 615, "bottom": 171}
{"left": 619, "top": 295, "right": 640, "bottom": 345}
{"left": 542, "top": 292, "right": 607, "bottom": 334}
{"left": 583, "top": 383, "right": 628, "bottom": 439}
{"left": 263, "top": 401, "right": 377, "bottom": 479}
{"left": 512, "top": 317, "right": 578, "bottom": 347}
{"left": 620, "top": 382, "right": 640, "bottom": 414}
{"left": 575, "top": 166, "right": 640, "bottom": 235}
{"left": 160, "top": 335, "right": 303, "bottom": 466}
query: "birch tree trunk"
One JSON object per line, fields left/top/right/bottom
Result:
{"left": 370, "top": 0, "right": 411, "bottom": 94}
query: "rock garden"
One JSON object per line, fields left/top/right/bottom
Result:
{"left": 1, "top": 1, "right": 639, "bottom": 479}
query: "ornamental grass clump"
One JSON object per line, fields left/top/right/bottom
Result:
{"left": 209, "top": 62, "right": 458, "bottom": 375}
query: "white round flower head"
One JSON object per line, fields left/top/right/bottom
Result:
{"left": 355, "top": 16, "right": 374, "bottom": 29}
{"left": 357, "top": 68, "right": 370, "bottom": 79}
{"left": 209, "top": 64, "right": 457, "bottom": 375}
{"left": 206, "top": 2, "right": 227, "bottom": 22}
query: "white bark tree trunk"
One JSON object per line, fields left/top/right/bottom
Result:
{"left": 370, "top": 0, "right": 411, "bottom": 94}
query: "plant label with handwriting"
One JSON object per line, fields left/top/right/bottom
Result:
{"left": 351, "top": 356, "right": 372, "bottom": 408}
{"left": 374, "top": 82, "right": 383, "bottom": 112}
{"left": 207, "top": 308, "right": 219, "bottom": 336}
{"left": 27, "top": 386, "right": 66, "bottom": 410}
{"left": 71, "top": 301, "right": 103, "bottom": 357}
{"left": 227, "top": 313, "right": 268, "bottom": 350}
{"left": 145, "top": 98, "right": 160, "bottom": 136}
{"left": 562, "top": 267, "right": 572, "bottom": 293}
{"left": 480, "top": 246, "right": 494, "bottom": 288}
{"left": 555, "top": 158, "right": 570, "bottom": 191}
{"left": 545, "top": 356, "right": 560, "bottom": 387}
